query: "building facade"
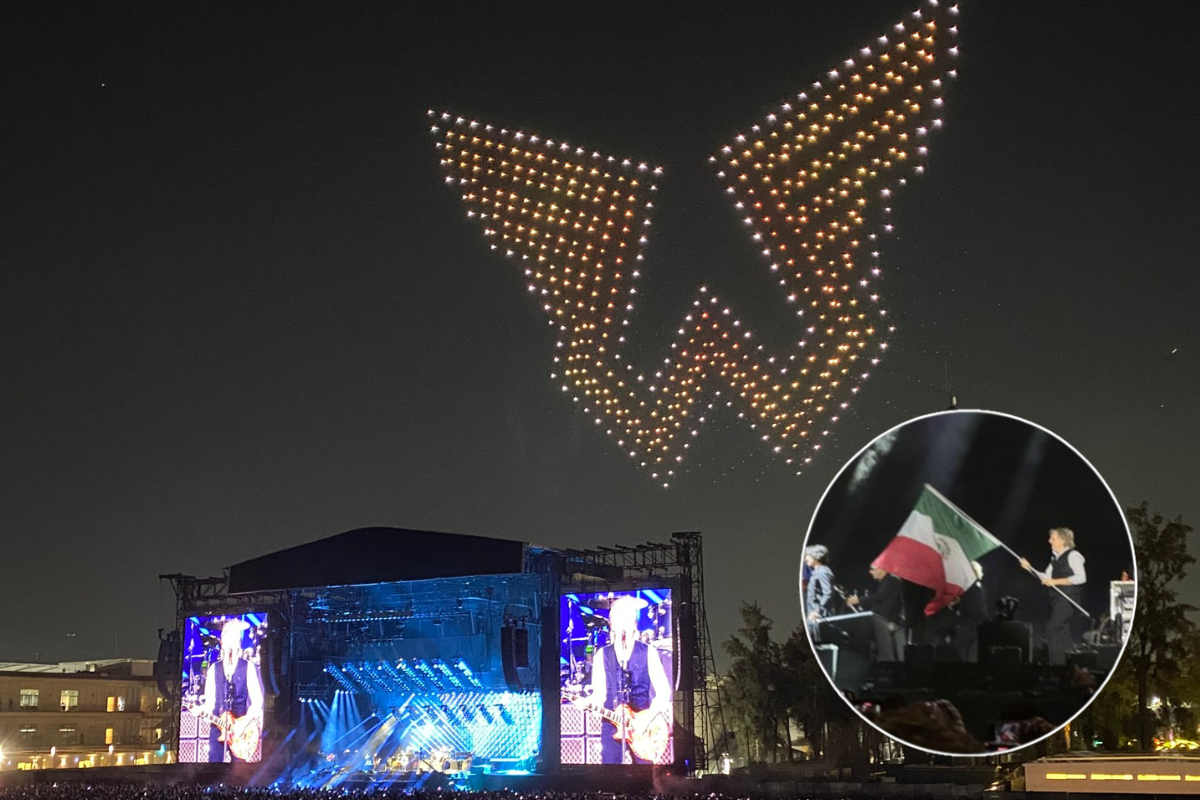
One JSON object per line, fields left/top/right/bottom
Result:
{"left": 0, "top": 659, "right": 173, "bottom": 770}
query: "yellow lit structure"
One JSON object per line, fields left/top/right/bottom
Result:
{"left": 432, "top": 1, "right": 959, "bottom": 485}
{"left": 1026, "top": 756, "right": 1200, "bottom": 794}
{"left": 0, "top": 659, "right": 173, "bottom": 772}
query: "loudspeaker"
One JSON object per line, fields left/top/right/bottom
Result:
{"left": 905, "top": 643, "right": 936, "bottom": 668}
{"left": 1070, "top": 645, "right": 1122, "bottom": 672}
{"left": 154, "top": 631, "right": 180, "bottom": 702}
{"left": 989, "top": 645, "right": 1024, "bottom": 671}
{"left": 1094, "top": 644, "right": 1122, "bottom": 671}
{"left": 816, "top": 644, "right": 839, "bottom": 677}
{"left": 261, "top": 629, "right": 281, "bottom": 696}
{"left": 816, "top": 644, "right": 871, "bottom": 692}
{"left": 980, "top": 621, "right": 1033, "bottom": 664}
{"left": 501, "top": 626, "right": 522, "bottom": 691}
{"left": 514, "top": 628, "right": 529, "bottom": 668}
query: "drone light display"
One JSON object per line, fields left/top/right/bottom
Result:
{"left": 432, "top": 2, "right": 959, "bottom": 487}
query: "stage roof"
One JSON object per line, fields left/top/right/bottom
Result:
{"left": 227, "top": 527, "right": 530, "bottom": 594}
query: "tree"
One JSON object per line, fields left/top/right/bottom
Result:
{"left": 723, "top": 602, "right": 786, "bottom": 762}
{"left": 725, "top": 608, "right": 898, "bottom": 766}
{"left": 781, "top": 624, "right": 827, "bottom": 758}
{"left": 780, "top": 624, "right": 897, "bottom": 766}
{"left": 1080, "top": 659, "right": 1138, "bottom": 749}
{"left": 1124, "top": 502, "right": 1196, "bottom": 750}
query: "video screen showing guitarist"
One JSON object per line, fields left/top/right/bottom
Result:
{"left": 187, "top": 618, "right": 265, "bottom": 763}
{"left": 568, "top": 594, "right": 673, "bottom": 765}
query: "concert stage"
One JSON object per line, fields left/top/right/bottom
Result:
{"left": 159, "top": 528, "right": 719, "bottom": 789}
{"left": 815, "top": 611, "right": 1121, "bottom": 752}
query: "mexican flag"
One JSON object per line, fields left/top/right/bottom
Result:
{"left": 872, "top": 485, "right": 1002, "bottom": 616}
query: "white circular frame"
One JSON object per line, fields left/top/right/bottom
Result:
{"left": 799, "top": 408, "right": 1137, "bottom": 757}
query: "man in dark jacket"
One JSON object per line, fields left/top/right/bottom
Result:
{"left": 848, "top": 566, "right": 906, "bottom": 660}
{"left": 849, "top": 566, "right": 904, "bottom": 625}
{"left": 951, "top": 561, "right": 989, "bottom": 661}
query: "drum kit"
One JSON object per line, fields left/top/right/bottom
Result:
{"left": 385, "top": 745, "right": 472, "bottom": 775}
{"left": 312, "top": 744, "right": 473, "bottom": 782}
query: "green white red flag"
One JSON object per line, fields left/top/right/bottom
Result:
{"left": 872, "top": 485, "right": 1002, "bottom": 615}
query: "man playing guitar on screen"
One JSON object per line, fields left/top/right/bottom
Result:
{"left": 573, "top": 595, "right": 673, "bottom": 764}
{"left": 192, "top": 619, "right": 264, "bottom": 762}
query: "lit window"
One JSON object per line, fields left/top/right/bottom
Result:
{"left": 117, "top": 697, "right": 126, "bottom": 712}
{"left": 60, "top": 690, "right": 78, "bottom": 712}
{"left": 19, "top": 723, "right": 37, "bottom": 737}
{"left": 155, "top": 697, "right": 165, "bottom": 711}
{"left": 105, "top": 728, "right": 114, "bottom": 745}
{"left": 19, "top": 689, "right": 39, "bottom": 708}
{"left": 58, "top": 724, "right": 77, "bottom": 743}
{"left": 107, "top": 696, "right": 116, "bottom": 713}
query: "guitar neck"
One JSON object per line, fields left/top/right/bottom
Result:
{"left": 593, "top": 706, "right": 623, "bottom": 726}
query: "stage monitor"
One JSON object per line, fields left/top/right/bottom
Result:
{"left": 559, "top": 588, "right": 674, "bottom": 766}
{"left": 179, "top": 612, "right": 268, "bottom": 764}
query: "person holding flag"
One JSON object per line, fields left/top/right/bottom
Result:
{"left": 1020, "top": 528, "right": 1087, "bottom": 665}
{"left": 872, "top": 486, "right": 1091, "bottom": 666}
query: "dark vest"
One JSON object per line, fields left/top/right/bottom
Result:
{"left": 213, "top": 658, "right": 249, "bottom": 717}
{"left": 603, "top": 640, "right": 651, "bottom": 713}
{"left": 1051, "top": 548, "right": 1084, "bottom": 602}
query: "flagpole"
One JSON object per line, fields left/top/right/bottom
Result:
{"left": 923, "top": 484, "right": 1091, "bottom": 618}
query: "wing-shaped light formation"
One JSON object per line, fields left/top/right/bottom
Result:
{"left": 432, "top": 1, "right": 958, "bottom": 487}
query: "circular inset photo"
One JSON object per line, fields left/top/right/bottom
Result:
{"left": 800, "top": 410, "right": 1136, "bottom": 756}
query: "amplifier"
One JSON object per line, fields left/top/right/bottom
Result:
{"left": 979, "top": 620, "right": 1033, "bottom": 664}
{"left": 816, "top": 644, "right": 873, "bottom": 693}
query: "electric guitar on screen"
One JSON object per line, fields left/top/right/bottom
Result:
{"left": 562, "top": 691, "right": 672, "bottom": 764}
{"left": 183, "top": 701, "right": 262, "bottom": 761}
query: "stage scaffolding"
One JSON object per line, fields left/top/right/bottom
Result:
{"left": 159, "top": 530, "right": 725, "bottom": 775}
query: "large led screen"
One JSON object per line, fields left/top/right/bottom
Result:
{"left": 560, "top": 589, "right": 674, "bottom": 765}
{"left": 179, "top": 612, "right": 268, "bottom": 763}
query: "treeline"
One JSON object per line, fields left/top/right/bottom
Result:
{"left": 1085, "top": 502, "right": 1197, "bottom": 750}
{"left": 719, "top": 501, "right": 1195, "bottom": 762}
{"left": 720, "top": 602, "right": 900, "bottom": 766}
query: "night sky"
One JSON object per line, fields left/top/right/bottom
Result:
{"left": 2, "top": 2, "right": 1196, "bottom": 666}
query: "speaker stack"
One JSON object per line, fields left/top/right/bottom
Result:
{"left": 979, "top": 621, "right": 1033, "bottom": 664}
{"left": 501, "top": 625, "right": 529, "bottom": 690}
